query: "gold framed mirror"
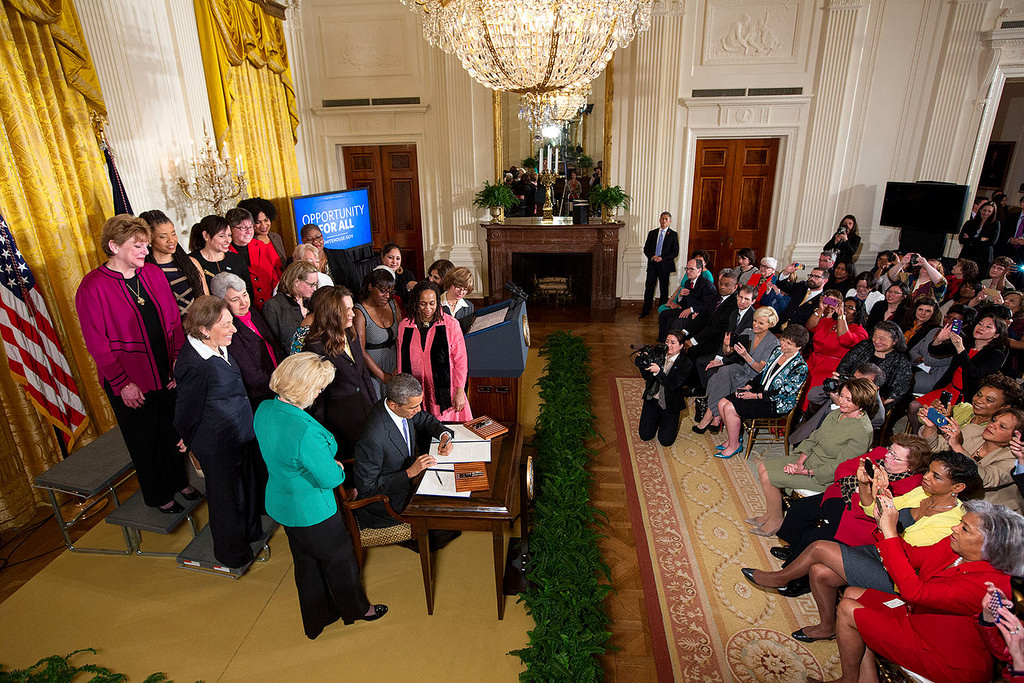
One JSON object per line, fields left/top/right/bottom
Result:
{"left": 492, "top": 57, "right": 615, "bottom": 188}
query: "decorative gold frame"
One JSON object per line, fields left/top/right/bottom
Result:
{"left": 492, "top": 56, "right": 614, "bottom": 188}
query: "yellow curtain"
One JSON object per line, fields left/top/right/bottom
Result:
{"left": 194, "top": 0, "right": 300, "bottom": 249}
{"left": 0, "top": 0, "right": 115, "bottom": 531}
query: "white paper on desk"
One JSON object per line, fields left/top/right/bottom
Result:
{"left": 428, "top": 425, "right": 491, "bottom": 463}
{"left": 416, "top": 468, "right": 472, "bottom": 497}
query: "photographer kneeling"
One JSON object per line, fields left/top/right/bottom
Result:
{"left": 637, "top": 330, "right": 692, "bottom": 447}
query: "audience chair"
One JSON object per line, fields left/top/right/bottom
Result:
{"left": 338, "top": 489, "right": 416, "bottom": 567}
{"left": 742, "top": 377, "right": 810, "bottom": 460}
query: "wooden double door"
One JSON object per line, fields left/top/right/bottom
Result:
{"left": 687, "top": 138, "right": 778, "bottom": 272}
{"left": 342, "top": 144, "right": 424, "bottom": 276}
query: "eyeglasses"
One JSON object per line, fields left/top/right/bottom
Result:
{"left": 885, "top": 447, "right": 906, "bottom": 462}
{"left": 452, "top": 285, "right": 469, "bottom": 294}
{"left": 302, "top": 278, "right": 319, "bottom": 288}
{"left": 308, "top": 235, "right": 324, "bottom": 244}
{"left": 374, "top": 285, "right": 396, "bottom": 294}
{"left": 234, "top": 223, "right": 254, "bottom": 232}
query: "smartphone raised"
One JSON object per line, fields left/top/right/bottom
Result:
{"left": 926, "top": 407, "right": 949, "bottom": 428}
{"left": 939, "top": 390, "right": 952, "bottom": 407}
{"left": 822, "top": 295, "right": 840, "bottom": 308}
{"left": 863, "top": 458, "right": 875, "bottom": 478}
{"left": 950, "top": 319, "right": 963, "bottom": 335}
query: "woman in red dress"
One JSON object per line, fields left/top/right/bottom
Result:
{"left": 803, "top": 295, "right": 868, "bottom": 410}
{"left": 809, "top": 499, "right": 1024, "bottom": 683}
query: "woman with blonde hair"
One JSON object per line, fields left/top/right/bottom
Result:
{"left": 292, "top": 243, "right": 334, "bottom": 288}
{"left": 255, "top": 353, "right": 386, "bottom": 639}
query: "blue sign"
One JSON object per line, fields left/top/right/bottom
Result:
{"left": 292, "top": 188, "right": 372, "bottom": 249}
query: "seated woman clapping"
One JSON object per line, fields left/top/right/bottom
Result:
{"left": 747, "top": 377, "right": 877, "bottom": 537}
{"left": 811, "top": 500, "right": 1024, "bottom": 683}
{"left": 772, "top": 434, "right": 930, "bottom": 594}
{"left": 742, "top": 450, "right": 979, "bottom": 644}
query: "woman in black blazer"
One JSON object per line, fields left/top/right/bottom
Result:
{"left": 638, "top": 331, "right": 692, "bottom": 446}
{"left": 303, "top": 286, "right": 376, "bottom": 463}
{"left": 958, "top": 201, "right": 1000, "bottom": 273}
{"left": 211, "top": 272, "right": 283, "bottom": 410}
{"left": 174, "top": 296, "right": 264, "bottom": 569}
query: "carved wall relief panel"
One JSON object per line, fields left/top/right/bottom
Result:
{"left": 702, "top": 0, "right": 802, "bottom": 65}
{"left": 321, "top": 17, "right": 410, "bottom": 78}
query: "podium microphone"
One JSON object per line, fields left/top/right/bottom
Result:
{"left": 504, "top": 281, "right": 529, "bottom": 302}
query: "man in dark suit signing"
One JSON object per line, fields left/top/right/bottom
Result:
{"left": 640, "top": 211, "right": 680, "bottom": 317}
{"left": 352, "top": 373, "right": 460, "bottom": 550}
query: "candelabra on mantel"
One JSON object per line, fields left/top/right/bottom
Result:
{"left": 174, "top": 125, "right": 248, "bottom": 215}
{"left": 537, "top": 144, "right": 560, "bottom": 223}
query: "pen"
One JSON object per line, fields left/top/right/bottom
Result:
{"left": 435, "top": 470, "right": 443, "bottom": 485}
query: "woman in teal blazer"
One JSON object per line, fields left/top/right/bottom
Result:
{"left": 254, "top": 352, "right": 387, "bottom": 639}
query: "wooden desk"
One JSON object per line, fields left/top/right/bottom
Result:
{"left": 402, "top": 423, "right": 522, "bottom": 619}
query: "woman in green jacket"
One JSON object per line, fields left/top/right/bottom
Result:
{"left": 748, "top": 377, "right": 877, "bottom": 537}
{"left": 254, "top": 353, "right": 387, "bottom": 639}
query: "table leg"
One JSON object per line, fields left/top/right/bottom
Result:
{"left": 416, "top": 520, "right": 434, "bottom": 615}
{"left": 493, "top": 522, "right": 505, "bottom": 620}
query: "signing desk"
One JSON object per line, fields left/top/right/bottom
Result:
{"left": 402, "top": 422, "right": 522, "bottom": 619}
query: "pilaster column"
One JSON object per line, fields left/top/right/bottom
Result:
{"left": 792, "top": 0, "right": 870, "bottom": 254}
{"left": 282, "top": 0, "right": 322, "bottom": 194}
{"left": 619, "top": 13, "right": 686, "bottom": 299}
{"left": 919, "top": 1, "right": 988, "bottom": 182}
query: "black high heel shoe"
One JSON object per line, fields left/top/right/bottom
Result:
{"left": 708, "top": 423, "right": 722, "bottom": 434}
{"left": 359, "top": 604, "right": 388, "bottom": 622}
{"left": 691, "top": 423, "right": 711, "bottom": 434}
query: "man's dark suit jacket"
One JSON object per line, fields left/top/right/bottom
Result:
{"left": 676, "top": 274, "right": 717, "bottom": 318}
{"left": 174, "top": 339, "right": 255, "bottom": 457}
{"left": 323, "top": 247, "right": 360, "bottom": 293}
{"left": 353, "top": 401, "right": 454, "bottom": 528}
{"left": 777, "top": 279, "right": 822, "bottom": 328}
{"left": 998, "top": 208, "right": 1024, "bottom": 260}
{"left": 228, "top": 309, "right": 284, "bottom": 410}
{"left": 643, "top": 228, "right": 679, "bottom": 274}
{"left": 687, "top": 294, "right": 738, "bottom": 347}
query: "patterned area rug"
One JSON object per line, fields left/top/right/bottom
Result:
{"left": 610, "top": 376, "right": 841, "bottom": 682}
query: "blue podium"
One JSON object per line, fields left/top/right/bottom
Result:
{"left": 465, "top": 299, "right": 529, "bottom": 422}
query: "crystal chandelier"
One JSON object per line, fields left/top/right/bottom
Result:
{"left": 402, "top": 1, "right": 653, "bottom": 97}
{"left": 519, "top": 85, "right": 590, "bottom": 130}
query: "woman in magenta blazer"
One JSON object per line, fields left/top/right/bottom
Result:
{"left": 76, "top": 214, "right": 198, "bottom": 512}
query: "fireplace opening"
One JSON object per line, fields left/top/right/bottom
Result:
{"left": 510, "top": 252, "right": 593, "bottom": 307}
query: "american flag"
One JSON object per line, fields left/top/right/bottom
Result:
{"left": 0, "top": 212, "right": 88, "bottom": 445}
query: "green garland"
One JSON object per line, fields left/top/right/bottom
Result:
{"left": 511, "top": 331, "right": 612, "bottom": 681}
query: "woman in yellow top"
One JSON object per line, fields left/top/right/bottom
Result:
{"left": 742, "top": 450, "right": 979, "bottom": 643}
{"left": 923, "top": 406, "right": 1024, "bottom": 512}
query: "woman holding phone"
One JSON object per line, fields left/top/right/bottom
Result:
{"left": 804, "top": 293, "right": 868, "bottom": 410}
{"left": 911, "top": 313, "right": 1009, "bottom": 420}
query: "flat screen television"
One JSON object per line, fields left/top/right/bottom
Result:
{"left": 291, "top": 187, "right": 373, "bottom": 249}
{"left": 879, "top": 181, "right": 969, "bottom": 234}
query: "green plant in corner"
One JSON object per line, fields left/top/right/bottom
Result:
{"left": 588, "top": 185, "right": 631, "bottom": 224}
{"left": 522, "top": 156, "right": 538, "bottom": 171}
{"left": 577, "top": 154, "right": 594, "bottom": 170}
{"left": 510, "top": 331, "right": 612, "bottom": 682}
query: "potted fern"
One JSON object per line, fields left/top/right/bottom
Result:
{"left": 588, "top": 185, "right": 631, "bottom": 223}
{"left": 473, "top": 181, "right": 519, "bottom": 224}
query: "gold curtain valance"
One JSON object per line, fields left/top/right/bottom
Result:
{"left": 195, "top": 0, "right": 298, "bottom": 145}
{"left": 6, "top": 0, "right": 105, "bottom": 116}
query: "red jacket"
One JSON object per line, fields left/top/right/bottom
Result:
{"left": 232, "top": 239, "right": 281, "bottom": 311}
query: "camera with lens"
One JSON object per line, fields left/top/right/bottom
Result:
{"left": 823, "top": 374, "right": 850, "bottom": 394}
{"left": 909, "top": 253, "right": 919, "bottom": 267}
{"left": 837, "top": 226, "right": 847, "bottom": 235}
{"left": 633, "top": 343, "right": 667, "bottom": 373}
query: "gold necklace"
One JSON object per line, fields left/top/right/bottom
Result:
{"left": 125, "top": 275, "right": 145, "bottom": 306}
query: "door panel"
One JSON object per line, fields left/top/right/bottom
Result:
{"left": 688, "top": 138, "right": 778, "bottom": 272}
{"left": 342, "top": 144, "right": 425, "bottom": 277}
